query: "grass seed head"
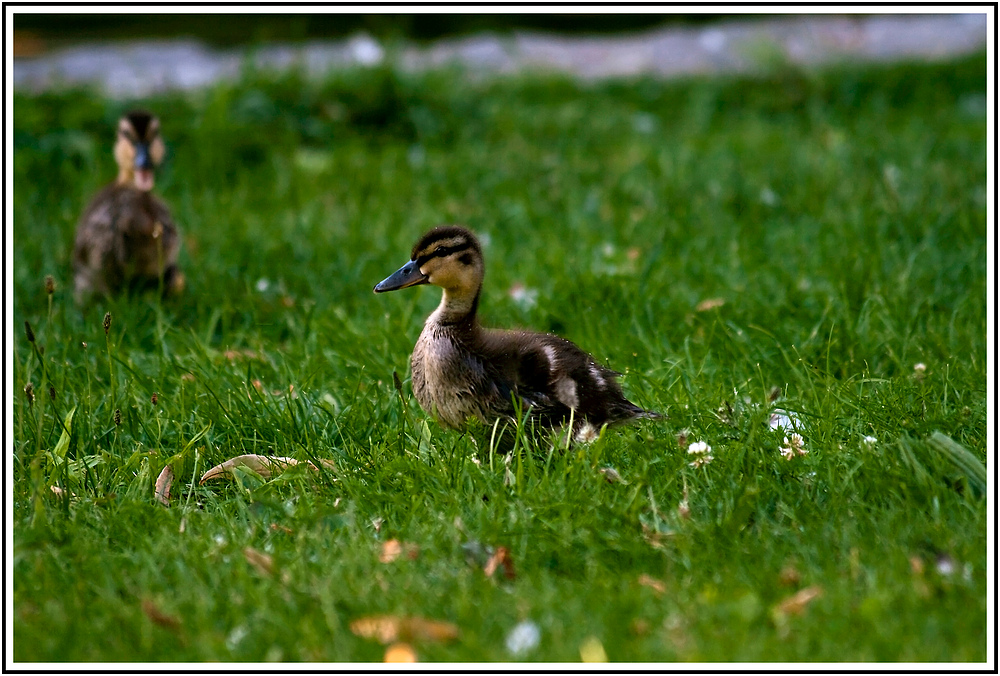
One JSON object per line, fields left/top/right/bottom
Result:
{"left": 24, "top": 321, "right": 35, "bottom": 343}
{"left": 151, "top": 392, "right": 158, "bottom": 406}
{"left": 24, "top": 382, "right": 34, "bottom": 405}
{"left": 44, "top": 275, "right": 55, "bottom": 295}
{"left": 114, "top": 408, "right": 122, "bottom": 426}
{"left": 49, "top": 386, "right": 56, "bottom": 401}
{"left": 103, "top": 312, "right": 112, "bottom": 335}
{"left": 677, "top": 428, "right": 690, "bottom": 449}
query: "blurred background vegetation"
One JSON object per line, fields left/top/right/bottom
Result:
{"left": 14, "top": 13, "right": 755, "bottom": 49}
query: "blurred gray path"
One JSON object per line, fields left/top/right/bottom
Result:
{"left": 13, "top": 13, "right": 987, "bottom": 97}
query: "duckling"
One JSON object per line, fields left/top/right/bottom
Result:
{"left": 374, "top": 225, "right": 662, "bottom": 443}
{"left": 73, "top": 110, "right": 184, "bottom": 303}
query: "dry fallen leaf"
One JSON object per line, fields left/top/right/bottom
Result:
{"left": 384, "top": 642, "right": 418, "bottom": 663}
{"left": 637, "top": 574, "right": 666, "bottom": 595}
{"left": 380, "top": 539, "right": 403, "bottom": 563}
{"left": 200, "top": 454, "right": 336, "bottom": 483}
{"left": 154, "top": 465, "right": 173, "bottom": 506}
{"left": 243, "top": 547, "right": 274, "bottom": 576}
{"left": 695, "top": 297, "right": 725, "bottom": 312}
{"left": 773, "top": 585, "right": 823, "bottom": 616}
{"left": 380, "top": 539, "right": 418, "bottom": 563}
{"left": 484, "top": 546, "right": 516, "bottom": 580}
{"left": 350, "top": 616, "right": 459, "bottom": 645}
{"left": 141, "top": 598, "right": 181, "bottom": 632}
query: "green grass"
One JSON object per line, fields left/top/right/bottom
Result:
{"left": 12, "top": 54, "right": 988, "bottom": 663}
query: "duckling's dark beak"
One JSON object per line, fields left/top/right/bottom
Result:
{"left": 374, "top": 260, "right": 429, "bottom": 293}
{"left": 133, "top": 143, "right": 155, "bottom": 191}
{"left": 134, "top": 143, "right": 153, "bottom": 170}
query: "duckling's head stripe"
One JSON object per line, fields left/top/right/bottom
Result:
{"left": 411, "top": 225, "right": 482, "bottom": 266}
{"left": 122, "top": 110, "right": 157, "bottom": 141}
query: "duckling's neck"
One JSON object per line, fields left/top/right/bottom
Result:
{"left": 429, "top": 288, "right": 480, "bottom": 327}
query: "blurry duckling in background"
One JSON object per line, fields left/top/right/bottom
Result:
{"left": 374, "top": 225, "right": 662, "bottom": 444}
{"left": 73, "top": 110, "right": 184, "bottom": 303}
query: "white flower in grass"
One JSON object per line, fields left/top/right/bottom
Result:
{"left": 688, "top": 454, "right": 714, "bottom": 468}
{"left": 506, "top": 620, "right": 541, "bottom": 657}
{"left": 862, "top": 435, "right": 877, "bottom": 447}
{"left": 687, "top": 441, "right": 713, "bottom": 468}
{"left": 687, "top": 441, "right": 711, "bottom": 456}
{"left": 508, "top": 282, "right": 538, "bottom": 309}
{"left": 779, "top": 433, "right": 807, "bottom": 460}
{"left": 914, "top": 362, "right": 927, "bottom": 374}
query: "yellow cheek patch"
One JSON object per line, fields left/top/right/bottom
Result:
{"left": 150, "top": 138, "right": 165, "bottom": 165}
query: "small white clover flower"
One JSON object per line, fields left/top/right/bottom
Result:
{"left": 688, "top": 441, "right": 712, "bottom": 456}
{"left": 508, "top": 282, "right": 539, "bottom": 309}
{"left": 688, "top": 454, "right": 714, "bottom": 468}
{"left": 506, "top": 620, "right": 541, "bottom": 657}
{"left": 779, "top": 433, "right": 807, "bottom": 460}
{"left": 914, "top": 362, "right": 927, "bottom": 374}
{"left": 862, "top": 435, "right": 877, "bottom": 447}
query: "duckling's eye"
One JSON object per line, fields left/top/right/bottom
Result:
{"left": 433, "top": 246, "right": 445, "bottom": 257}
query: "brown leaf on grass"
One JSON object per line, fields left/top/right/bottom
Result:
{"left": 200, "top": 454, "right": 336, "bottom": 483}
{"left": 141, "top": 598, "right": 181, "bottom": 631}
{"left": 243, "top": 547, "right": 275, "bottom": 577}
{"left": 695, "top": 297, "right": 725, "bottom": 312}
{"left": 637, "top": 574, "right": 666, "bottom": 595}
{"left": 49, "top": 486, "right": 75, "bottom": 498}
{"left": 154, "top": 465, "right": 174, "bottom": 506}
{"left": 773, "top": 585, "right": 823, "bottom": 616}
{"left": 380, "top": 539, "right": 419, "bottom": 563}
{"left": 350, "top": 616, "right": 459, "bottom": 645}
{"left": 201, "top": 455, "right": 297, "bottom": 482}
{"left": 484, "top": 546, "right": 516, "bottom": 580}
{"left": 380, "top": 539, "right": 402, "bottom": 563}
{"left": 384, "top": 642, "right": 418, "bottom": 662}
